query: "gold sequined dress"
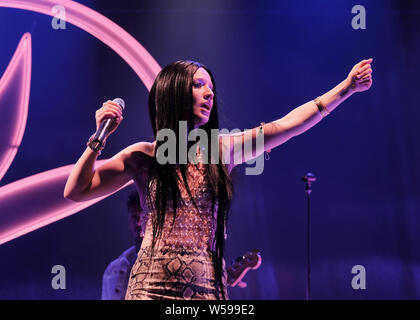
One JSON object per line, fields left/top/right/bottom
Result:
{"left": 125, "top": 161, "right": 227, "bottom": 300}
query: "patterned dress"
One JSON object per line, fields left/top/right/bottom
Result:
{"left": 124, "top": 161, "right": 228, "bottom": 300}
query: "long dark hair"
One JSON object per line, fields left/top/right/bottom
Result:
{"left": 147, "top": 60, "right": 233, "bottom": 299}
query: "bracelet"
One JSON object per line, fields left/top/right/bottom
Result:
{"left": 314, "top": 97, "right": 330, "bottom": 118}
{"left": 87, "top": 134, "right": 106, "bottom": 155}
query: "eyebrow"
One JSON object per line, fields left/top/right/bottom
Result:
{"left": 194, "top": 78, "right": 214, "bottom": 89}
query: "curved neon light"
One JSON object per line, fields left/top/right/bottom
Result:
{"left": 0, "top": 161, "right": 133, "bottom": 245}
{"left": 0, "top": 33, "right": 31, "bottom": 181}
{"left": 0, "top": 0, "right": 161, "bottom": 90}
{"left": 0, "top": 0, "right": 162, "bottom": 244}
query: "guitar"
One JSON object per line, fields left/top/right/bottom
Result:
{"left": 227, "top": 249, "right": 262, "bottom": 288}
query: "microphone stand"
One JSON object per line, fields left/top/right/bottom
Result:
{"left": 301, "top": 172, "right": 316, "bottom": 300}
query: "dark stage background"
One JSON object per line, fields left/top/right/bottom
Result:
{"left": 0, "top": 0, "right": 419, "bottom": 299}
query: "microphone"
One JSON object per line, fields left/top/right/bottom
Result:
{"left": 302, "top": 172, "right": 316, "bottom": 195}
{"left": 301, "top": 172, "right": 316, "bottom": 183}
{"left": 301, "top": 172, "right": 317, "bottom": 300}
{"left": 89, "top": 98, "right": 125, "bottom": 152}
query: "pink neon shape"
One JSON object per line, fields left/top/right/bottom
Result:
{"left": 0, "top": 32, "right": 31, "bottom": 181}
{"left": 0, "top": 161, "right": 133, "bottom": 245}
{"left": 0, "top": 1, "right": 162, "bottom": 245}
{"left": 0, "top": 0, "right": 161, "bottom": 90}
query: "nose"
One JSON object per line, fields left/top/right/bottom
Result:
{"left": 204, "top": 87, "right": 214, "bottom": 101}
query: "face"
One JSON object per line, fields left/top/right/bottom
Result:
{"left": 192, "top": 67, "right": 214, "bottom": 128}
{"left": 128, "top": 208, "right": 144, "bottom": 245}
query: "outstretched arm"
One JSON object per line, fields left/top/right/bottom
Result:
{"left": 222, "top": 58, "right": 373, "bottom": 166}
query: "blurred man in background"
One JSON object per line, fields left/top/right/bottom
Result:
{"left": 101, "top": 190, "right": 147, "bottom": 300}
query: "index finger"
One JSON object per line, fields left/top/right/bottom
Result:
{"left": 105, "top": 101, "right": 124, "bottom": 111}
{"left": 359, "top": 58, "right": 373, "bottom": 66}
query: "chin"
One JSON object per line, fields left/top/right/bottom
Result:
{"left": 193, "top": 116, "right": 209, "bottom": 127}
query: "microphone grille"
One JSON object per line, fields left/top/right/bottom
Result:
{"left": 112, "top": 98, "right": 125, "bottom": 110}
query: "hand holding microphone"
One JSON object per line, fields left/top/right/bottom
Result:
{"left": 88, "top": 98, "right": 125, "bottom": 154}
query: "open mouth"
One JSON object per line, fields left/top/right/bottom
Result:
{"left": 200, "top": 103, "right": 211, "bottom": 113}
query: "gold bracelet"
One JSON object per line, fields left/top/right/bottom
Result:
{"left": 314, "top": 97, "right": 330, "bottom": 118}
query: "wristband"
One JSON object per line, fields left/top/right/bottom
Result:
{"left": 87, "top": 134, "right": 106, "bottom": 155}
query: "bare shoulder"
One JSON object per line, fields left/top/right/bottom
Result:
{"left": 218, "top": 134, "right": 236, "bottom": 174}
{"left": 116, "top": 141, "right": 155, "bottom": 173}
{"left": 122, "top": 141, "right": 155, "bottom": 158}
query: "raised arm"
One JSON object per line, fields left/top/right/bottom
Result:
{"left": 222, "top": 58, "right": 373, "bottom": 166}
{"left": 63, "top": 100, "right": 150, "bottom": 202}
{"left": 63, "top": 142, "right": 149, "bottom": 202}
